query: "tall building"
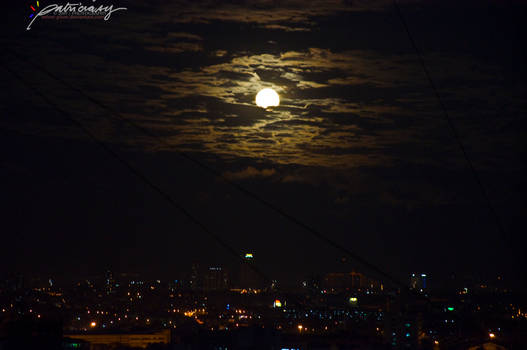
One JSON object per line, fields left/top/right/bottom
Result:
{"left": 323, "top": 271, "right": 382, "bottom": 292}
{"left": 324, "top": 272, "right": 362, "bottom": 291}
{"left": 105, "top": 270, "right": 116, "bottom": 295}
{"left": 384, "top": 291, "right": 424, "bottom": 348}
{"left": 409, "top": 273, "right": 428, "bottom": 292}
{"left": 189, "top": 262, "right": 201, "bottom": 290}
{"left": 239, "top": 253, "right": 262, "bottom": 290}
{"left": 204, "top": 267, "right": 229, "bottom": 291}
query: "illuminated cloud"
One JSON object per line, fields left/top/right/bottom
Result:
{"left": 4, "top": 0, "right": 521, "bottom": 176}
{"left": 223, "top": 166, "right": 277, "bottom": 180}
{"left": 262, "top": 24, "right": 311, "bottom": 32}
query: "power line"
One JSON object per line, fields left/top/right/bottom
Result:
{"left": 2, "top": 62, "right": 272, "bottom": 286}
{"left": 5, "top": 48, "right": 403, "bottom": 288}
{"left": 392, "top": 0, "right": 509, "bottom": 242}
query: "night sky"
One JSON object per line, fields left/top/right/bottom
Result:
{"left": 2, "top": 0, "right": 526, "bottom": 288}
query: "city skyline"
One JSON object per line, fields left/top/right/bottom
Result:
{"left": 2, "top": 265, "right": 525, "bottom": 348}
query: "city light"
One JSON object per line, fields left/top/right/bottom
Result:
{"left": 245, "top": 253, "right": 253, "bottom": 259}
{"left": 2, "top": 265, "right": 521, "bottom": 347}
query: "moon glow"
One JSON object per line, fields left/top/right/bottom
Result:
{"left": 255, "top": 88, "right": 280, "bottom": 108}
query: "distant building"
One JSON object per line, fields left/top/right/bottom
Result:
{"left": 168, "top": 278, "right": 184, "bottom": 291}
{"left": 324, "top": 272, "right": 362, "bottom": 291}
{"left": 189, "top": 262, "right": 201, "bottom": 290}
{"left": 105, "top": 270, "right": 116, "bottom": 295}
{"left": 4, "top": 273, "right": 24, "bottom": 292}
{"left": 204, "top": 267, "right": 229, "bottom": 291}
{"left": 240, "top": 252, "right": 262, "bottom": 289}
{"left": 64, "top": 329, "right": 170, "bottom": 349}
{"left": 323, "top": 272, "right": 382, "bottom": 293}
{"left": 467, "top": 342, "right": 508, "bottom": 350}
{"left": 383, "top": 292, "right": 424, "bottom": 348}
{"left": 410, "top": 273, "right": 428, "bottom": 292}
{"left": 301, "top": 275, "right": 321, "bottom": 292}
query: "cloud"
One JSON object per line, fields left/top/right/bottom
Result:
{"left": 223, "top": 166, "right": 277, "bottom": 180}
{"left": 6, "top": 0, "right": 522, "bottom": 176}
{"left": 262, "top": 24, "right": 311, "bottom": 32}
{"left": 167, "top": 32, "right": 203, "bottom": 41}
{"left": 146, "top": 42, "right": 203, "bottom": 54}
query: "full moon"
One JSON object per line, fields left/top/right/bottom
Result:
{"left": 255, "top": 88, "right": 280, "bottom": 108}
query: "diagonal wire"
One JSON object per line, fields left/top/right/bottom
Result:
{"left": 5, "top": 48, "right": 403, "bottom": 288}
{"left": 2, "top": 62, "right": 272, "bottom": 286}
{"left": 392, "top": 0, "right": 509, "bottom": 242}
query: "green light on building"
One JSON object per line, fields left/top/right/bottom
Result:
{"left": 447, "top": 307, "right": 454, "bottom": 311}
